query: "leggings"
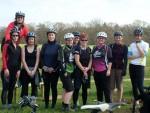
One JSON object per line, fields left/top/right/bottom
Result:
{"left": 129, "top": 64, "right": 144, "bottom": 100}
{"left": 42, "top": 71, "right": 59, "bottom": 107}
{"left": 93, "top": 70, "right": 111, "bottom": 103}
{"left": 73, "top": 69, "right": 90, "bottom": 105}
{"left": 20, "top": 69, "right": 37, "bottom": 97}
{"left": 1, "top": 68, "right": 17, "bottom": 104}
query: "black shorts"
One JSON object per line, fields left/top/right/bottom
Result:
{"left": 60, "top": 74, "right": 74, "bottom": 92}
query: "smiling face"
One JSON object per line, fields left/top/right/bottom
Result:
{"left": 16, "top": 16, "right": 24, "bottom": 24}
{"left": 65, "top": 38, "right": 74, "bottom": 46}
{"left": 135, "top": 35, "right": 142, "bottom": 42}
{"left": 114, "top": 36, "right": 123, "bottom": 44}
{"left": 11, "top": 32, "right": 19, "bottom": 43}
{"left": 47, "top": 32, "right": 56, "bottom": 42}
{"left": 96, "top": 36, "right": 106, "bottom": 45}
{"left": 73, "top": 36, "right": 80, "bottom": 45}
{"left": 27, "top": 37, "right": 35, "bottom": 45}
{"left": 80, "top": 38, "right": 88, "bottom": 47}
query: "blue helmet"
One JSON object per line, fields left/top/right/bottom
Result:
{"left": 114, "top": 31, "right": 123, "bottom": 37}
{"left": 15, "top": 11, "right": 25, "bottom": 18}
{"left": 26, "top": 32, "right": 36, "bottom": 43}
{"left": 134, "top": 27, "right": 143, "bottom": 36}
{"left": 27, "top": 32, "right": 36, "bottom": 37}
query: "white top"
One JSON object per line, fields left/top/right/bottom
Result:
{"left": 128, "top": 40, "right": 149, "bottom": 66}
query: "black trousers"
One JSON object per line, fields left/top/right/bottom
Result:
{"left": 1, "top": 68, "right": 18, "bottom": 104}
{"left": 129, "top": 64, "right": 144, "bottom": 100}
{"left": 42, "top": 71, "right": 59, "bottom": 107}
{"left": 73, "top": 69, "right": 90, "bottom": 105}
{"left": 93, "top": 70, "right": 111, "bottom": 103}
{"left": 20, "top": 69, "right": 37, "bottom": 97}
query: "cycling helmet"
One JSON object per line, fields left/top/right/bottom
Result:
{"left": 47, "top": 27, "right": 57, "bottom": 34}
{"left": 15, "top": 11, "right": 25, "bottom": 18}
{"left": 97, "top": 32, "right": 107, "bottom": 38}
{"left": 134, "top": 27, "right": 143, "bottom": 36}
{"left": 72, "top": 31, "right": 80, "bottom": 37}
{"left": 26, "top": 32, "right": 36, "bottom": 43}
{"left": 64, "top": 33, "right": 74, "bottom": 39}
{"left": 114, "top": 31, "right": 123, "bottom": 37}
{"left": 27, "top": 32, "right": 36, "bottom": 37}
{"left": 10, "top": 26, "right": 20, "bottom": 36}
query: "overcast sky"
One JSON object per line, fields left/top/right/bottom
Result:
{"left": 0, "top": 0, "right": 150, "bottom": 27}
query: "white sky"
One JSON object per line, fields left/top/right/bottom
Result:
{"left": 0, "top": 0, "right": 150, "bottom": 27}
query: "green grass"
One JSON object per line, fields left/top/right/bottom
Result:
{"left": 0, "top": 46, "right": 149, "bottom": 113}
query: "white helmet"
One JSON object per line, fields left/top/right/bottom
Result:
{"left": 47, "top": 26, "right": 57, "bottom": 34}
{"left": 64, "top": 33, "right": 74, "bottom": 39}
{"left": 97, "top": 32, "right": 107, "bottom": 38}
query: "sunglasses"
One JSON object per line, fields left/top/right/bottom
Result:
{"left": 12, "top": 35, "right": 19, "bottom": 37}
{"left": 81, "top": 40, "right": 88, "bottom": 41}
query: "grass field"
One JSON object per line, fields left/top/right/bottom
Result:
{"left": 0, "top": 47, "right": 149, "bottom": 113}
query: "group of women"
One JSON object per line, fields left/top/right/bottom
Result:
{"left": 1, "top": 11, "right": 149, "bottom": 113}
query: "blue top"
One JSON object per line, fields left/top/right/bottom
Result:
{"left": 40, "top": 41, "right": 60, "bottom": 69}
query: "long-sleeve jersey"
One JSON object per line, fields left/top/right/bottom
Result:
{"left": 5, "top": 21, "right": 29, "bottom": 42}
{"left": 40, "top": 41, "right": 61, "bottom": 70}
{"left": 110, "top": 43, "right": 128, "bottom": 70}
{"left": 2, "top": 42, "right": 21, "bottom": 70}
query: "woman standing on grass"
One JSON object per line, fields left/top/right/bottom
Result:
{"left": 59, "top": 33, "right": 75, "bottom": 112}
{"left": 128, "top": 27, "right": 149, "bottom": 104}
{"left": 110, "top": 31, "right": 128, "bottom": 103}
{"left": 92, "top": 32, "right": 112, "bottom": 103}
{"left": 1, "top": 27, "right": 21, "bottom": 109}
{"left": 72, "top": 32, "right": 92, "bottom": 111}
{"left": 40, "top": 27, "right": 61, "bottom": 109}
{"left": 20, "top": 32, "right": 40, "bottom": 102}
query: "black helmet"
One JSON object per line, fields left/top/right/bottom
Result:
{"left": 10, "top": 26, "right": 20, "bottom": 36}
{"left": 15, "top": 11, "right": 25, "bottom": 18}
{"left": 134, "top": 27, "right": 143, "bottom": 36}
{"left": 72, "top": 31, "right": 80, "bottom": 37}
{"left": 114, "top": 31, "right": 123, "bottom": 37}
{"left": 27, "top": 32, "right": 36, "bottom": 37}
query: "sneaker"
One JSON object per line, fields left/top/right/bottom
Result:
{"left": 45, "top": 103, "right": 49, "bottom": 109}
{"left": 51, "top": 104, "right": 55, "bottom": 109}
{"left": 7, "top": 104, "right": 12, "bottom": 109}
{"left": 62, "top": 103, "right": 70, "bottom": 112}
{"left": 72, "top": 104, "right": 78, "bottom": 111}
{"left": 2, "top": 104, "right": 7, "bottom": 109}
{"left": 135, "top": 100, "right": 140, "bottom": 108}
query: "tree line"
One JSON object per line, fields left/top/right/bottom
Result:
{"left": 0, "top": 19, "right": 150, "bottom": 45}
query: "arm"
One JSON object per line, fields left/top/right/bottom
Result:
{"left": 5, "top": 22, "right": 14, "bottom": 41}
{"left": 106, "top": 46, "right": 112, "bottom": 76}
{"left": 40, "top": 44, "right": 45, "bottom": 68}
{"left": 87, "top": 55, "right": 92, "bottom": 71}
{"left": 136, "top": 43, "right": 145, "bottom": 58}
{"left": 2, "top": 44, "right": 9, "bottom": 77}
{"left": 75, "top": 54, "right": 85, "bottom": 71}
{"left": 22, "top": 24, "right": 29, "bottom": 38}
{"left": 21, "top": 47, "right": 31, "bottom": 75}
{"left": 128, "top": 43, "right": 143, "bottom": 60}
{"left": 2, "top": 44, "right": 8, "bottom": 70}
{"left": 32, "top": 47, "right": 40, "bottom": 75}
{"left": 122, "top": 45, "right": 128, "bottom": 76}
{"left": 106, "top": 62, "right": 112, "bottom": 76}
{"left": 57, "top": 46, "right": 66, "bottom": 74}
